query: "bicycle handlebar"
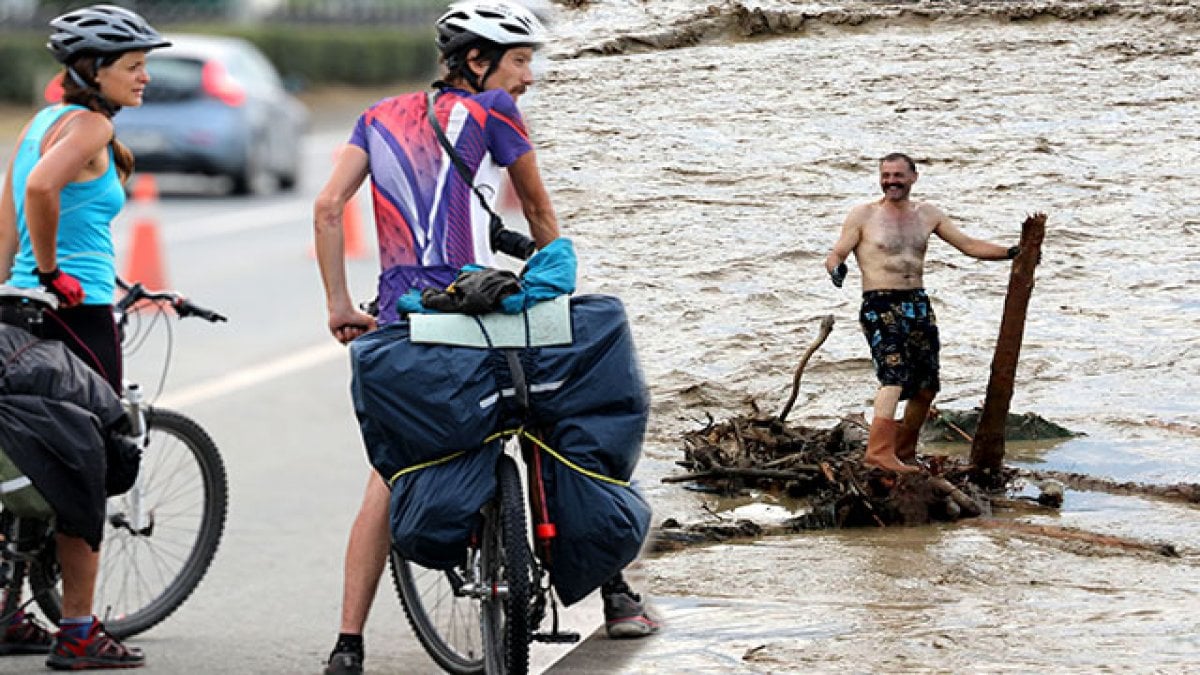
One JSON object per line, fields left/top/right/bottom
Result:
{"left": 115, "top": 278, "right": 227, "bottom": 324}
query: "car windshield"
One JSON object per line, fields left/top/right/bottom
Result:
{"left": 143, "top": 57, "right": 205, "bottom": 102}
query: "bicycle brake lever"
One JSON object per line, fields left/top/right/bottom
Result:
{"left": 174, "top": 298, "right": 227, "bottom": 323}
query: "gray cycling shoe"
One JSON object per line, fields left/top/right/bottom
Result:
{"left": 603, "top": 590, "right": 661, "bottom": 639}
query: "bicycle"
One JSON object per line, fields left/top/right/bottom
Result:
{"left": 0, "top": 277, "right": 229, "bottom": 639}
{"left": 390, "top": 431, "right": 579, "bottom": 675}
{"left": 356, "top": 288, "right": 652, "bottom": 675}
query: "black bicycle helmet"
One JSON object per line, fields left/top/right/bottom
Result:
{"left": 47, "top": 4, "right": 171, "bottom": 64}
{"left": 435, "top": 0, "right": 546, "bottom": 57}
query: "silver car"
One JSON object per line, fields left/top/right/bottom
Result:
{"left": 114, "top": 34, "right": 309, "bottom": 195}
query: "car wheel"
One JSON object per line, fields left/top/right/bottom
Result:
{"left": 277, "top": 164, "right": 299, "bottom": 192}
{"left": 231, "top": 138, "right": 270, "bottom": 196}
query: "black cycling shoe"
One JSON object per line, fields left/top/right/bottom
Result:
{"left": 323, "top": 649, "right": 363, "bottom": 675}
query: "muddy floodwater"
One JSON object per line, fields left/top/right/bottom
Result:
{"left": 524, "top": 1, "right": 1200, "bottom": 671}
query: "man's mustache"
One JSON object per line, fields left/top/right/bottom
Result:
{"left": 883, "top": 183, "right": 906, "bottom": 191}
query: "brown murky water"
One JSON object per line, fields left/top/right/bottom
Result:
{"left": 525, "top": 1, "right": 1200, "bottom": 670}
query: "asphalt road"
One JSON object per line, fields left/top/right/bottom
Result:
{"left": 0, "top": 121, "right": 662, "bottom": 673}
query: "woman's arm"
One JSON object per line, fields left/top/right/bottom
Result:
{"left": 1, "top": 119, "right": 35, "bottom": 280}
{"left": 24, "top": 111, "right": 112, "bottom": 273}
{"left": 0, "top": 158, "right": 19, "bottom": 280}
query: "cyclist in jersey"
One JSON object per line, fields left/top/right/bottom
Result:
{"left": 0, "top": 4, "right": 170, "bottom": 669}
{"left": 314, "top": 2, "right": 656, "bottom": 672}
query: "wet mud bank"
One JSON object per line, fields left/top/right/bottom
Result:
{"left": 535, "top": 0, "right": 1200, "bottom": 669}
{"left": 555, "top": 0, "right": 1200, "bottom": 58}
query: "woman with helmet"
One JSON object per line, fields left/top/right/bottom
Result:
{"left": 314, "top": 2, "right": 655, "bottom": 673}
{"left": 0, "top": 3, "right": 170, "bottom": 669}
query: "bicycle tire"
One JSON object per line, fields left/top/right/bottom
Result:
{"left": 481, "top": 455, "right": 533, "bottom": 675}
{"left": 31, "top": 407, "right": 228, "bottom": 638}
{"left": 391, "top": 550, "right": 486, "bottom": 675}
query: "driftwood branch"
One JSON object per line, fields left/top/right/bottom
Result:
{"left": 654, "top": 518, "right": 1181, "bottom": 558}
{"left": 778, "top": 314, "right": 835, "bottom": 423}
{"left": 1021, "top": 469, "right": 1200, "bottom": 505}
{"left": 662, "top": 465, "right": 823, "bottom": 483}
{"left": 974, "top": 519, "right": 1180, "bottom": 557}
{"left": 971, "top": 212, "right": 1046, "bottom": 486}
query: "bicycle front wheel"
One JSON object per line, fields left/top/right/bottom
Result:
{"left": 32, "top": 407, "right": 228, "bottom": 638}
{"left": 391, "top": 550, "right": 486, "bottom": 675}
{"left": 481, "top": 455, "right": 533, "bottom": 675}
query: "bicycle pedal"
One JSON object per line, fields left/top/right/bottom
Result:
{"left": 532, "top": 631, "right": 580, "bottom": 644}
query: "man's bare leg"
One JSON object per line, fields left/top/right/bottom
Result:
{"left": 338, "top": 473, "right": 392, "bottom": 634}
{"left": 896, "top": 388, "right": 936, "bottom": 462}
{"left": 55, "top": 534, "right": 98, "bottom": 618}
{"left": 865, "top": 385, "right": 919, "bottom": 473}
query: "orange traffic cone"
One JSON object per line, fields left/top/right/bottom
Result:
{"left": 121, "top": 174, "right": 169, "bottom": 290}
{"left": 309, "top": 191, "right": 367, "bottom": 260}
{"left": 342, "top": 192, "right": 367, "bottom": 260}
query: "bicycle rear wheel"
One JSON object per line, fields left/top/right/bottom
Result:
{"left": 391, "top": 550, "right": 486, "bottom": 675}
{"left": 32, "top": 407, "right": 228, "bottom": 638}
{"left": 481, "top": 454, "right": 533, "bottom": 675}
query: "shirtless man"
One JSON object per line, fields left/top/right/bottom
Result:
{"left": 824, "top": 153, "right": 1019, "bottom": 472}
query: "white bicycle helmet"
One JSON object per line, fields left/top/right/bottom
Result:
{"left": 47, "top": 4, "right": 171, "bottom": 64}
{"left": 435, "top": 0, "right": 547, "bottom": 57}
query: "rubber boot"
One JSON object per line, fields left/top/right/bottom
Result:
{"left": 895, "top": 422, "right": 921, "bottom": 462}
{"left": 864, "top": 417, "right": 919, "bottom": 473}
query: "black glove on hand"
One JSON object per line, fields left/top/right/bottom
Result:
{"left": 35, "top": 267, "right": 84, "bottom": 307}
{"left": 1006, "top": 245, "right": 1021, "bottom": 260}
{"left": 493, "top": 228, "right": 536, "bottom": 260}
{"left": 489, "top": 214, "right": 536, "bottom": 260}
{"left": 829, "top": 263, "right": 848, "bottom": 288}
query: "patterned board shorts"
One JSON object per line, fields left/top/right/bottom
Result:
{"left": 859, "top": 288, "right": 940, "bottom": 401}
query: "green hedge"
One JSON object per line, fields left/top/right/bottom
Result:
{"left": 0, "top": 32, "right": 50, "bottom": 104}
{"left": 191, "top": 24, "right": 437, "bottom": 88}
{"left": 0, "top": 25, "right": 437, "bottom": 104}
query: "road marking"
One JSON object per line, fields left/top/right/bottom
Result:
{"left": 157, "top": 341, "right": 346, "bottom": 408}
{"left": 171, "top": 201, "right": 313, "bottom": 242}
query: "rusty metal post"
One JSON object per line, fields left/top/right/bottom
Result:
{"left": 970, "top": 213, "right": 1046, "bottom": 488}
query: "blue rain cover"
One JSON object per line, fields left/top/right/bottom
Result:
{"left": 389, "top": 440, "right": 501, "bottom": 570}
{"left": 350, "top": 294, "right": 651, "bottom": 598}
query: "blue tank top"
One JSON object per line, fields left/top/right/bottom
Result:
{"left": 6, "top": 104, "right": 125, "bottom": 305}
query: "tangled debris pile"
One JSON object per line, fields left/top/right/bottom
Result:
{"left": 654, "top": 406, "right": 1197, "bottom": 561}
{"left": 666, "top": 409, "right": 1003, "bottom": 532}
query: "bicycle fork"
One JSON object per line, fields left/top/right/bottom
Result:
{"left": 114, "top": 383, "right": 152, "bottom": 535}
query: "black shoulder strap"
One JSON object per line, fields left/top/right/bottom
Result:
{"left": 425, "top": 90, "right": 537, "bottom": 261}
{"left": 426, "top": 90, "right": 501, "bottom": 223}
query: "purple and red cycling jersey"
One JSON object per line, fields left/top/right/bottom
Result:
{"left": 349, "top": 86, "right": 532, "bottom": 324}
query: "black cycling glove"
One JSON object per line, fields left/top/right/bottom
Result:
{"left": 829, "top": 263, "right": 848, "bottom": 288}
{"left": 489, "top": 214, "right": 536, "bottom": 260}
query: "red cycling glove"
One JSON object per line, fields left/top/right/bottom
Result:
{"left": 36, "top": 267, "right": 85, "bottom": 307}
